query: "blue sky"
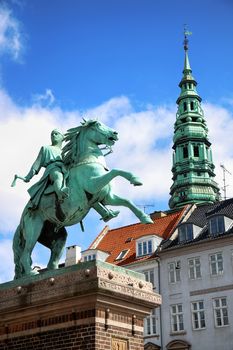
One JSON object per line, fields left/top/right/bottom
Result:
{"left": 1, "top": 0, "right": 233, "bottom": 282}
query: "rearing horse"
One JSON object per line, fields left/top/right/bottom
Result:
{"left": 13, "top": 120, "right": 153, "bottom": 279}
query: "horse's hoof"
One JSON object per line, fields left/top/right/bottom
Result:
{"left": 140, "top": 214, "right": 154, "bottom": 224}
{"left": 130, "top": 176, "right": 143, "bottom": 186}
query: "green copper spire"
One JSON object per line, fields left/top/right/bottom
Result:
{"left": 169, "top": 31, "right": 220, "bottom": 209}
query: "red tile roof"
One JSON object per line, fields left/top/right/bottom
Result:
{"left": 89, "top": 206, "right": 189, "bottom": 266}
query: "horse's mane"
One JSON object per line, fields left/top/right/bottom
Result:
{"left": 62, "top": 119, "right": 97, "bottom": 165}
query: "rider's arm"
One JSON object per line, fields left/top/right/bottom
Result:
{"left": 24, "top": 147, "right": 45, "bottom": 182}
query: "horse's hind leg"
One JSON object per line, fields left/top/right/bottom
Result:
{"left": 20, "top": 213, "right": 44, "bottom": 276}
{"left": 47, "top": 227, "right": 67, "bottom": 270}
{"left": 103, "top": 193, "right": 153, "bottom": 224}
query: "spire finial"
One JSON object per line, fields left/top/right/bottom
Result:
{"left": 183, "top": 24, "right": 192, "bottom": 51}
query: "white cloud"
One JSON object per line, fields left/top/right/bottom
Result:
{"left": 85, "top": 96, "right": 133, "bottom": 122}
{"left": 32, "top": 89, "right": 56, "bottom": 107}
{"left": 0, "top": 239, "right": 14, "bottom": 283}
{"left": 0, "top": 5, "right": 23, "bottom": 60}
{"left": 203, "top": 102, "right": 233, "bottom": 198}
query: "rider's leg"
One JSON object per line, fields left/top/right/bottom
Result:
{"left": 93, "top": 202, "right": 120, "bottom": 222}
{"left": 50, "top": 170, "right": 69, "bottom": 201}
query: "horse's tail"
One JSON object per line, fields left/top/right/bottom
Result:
{"left": 13, "top": 224, "right": 25, "bottom": 279}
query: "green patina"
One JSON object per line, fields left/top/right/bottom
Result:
{"left": 12, "top": 119, "right": 153, "bottom": 280}
{"left": 0, "top": 260, "right": 145, "bottom": 290}
{"left": 169, "top": 35, "right": 220, "bottom": 209}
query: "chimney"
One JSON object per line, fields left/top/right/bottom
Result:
{"left": 151, "top": 211, "right": 167, "bottom": 219}
{"left": 65, "top": 245, "right": 81, "bottom": 267}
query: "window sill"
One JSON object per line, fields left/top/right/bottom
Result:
{"left": 215, "top": 324, "right": 229, "bottom": 329}
{"left": 170, "top": 331, "right": 186, "bottom": 336}
{"left": 144, "top": 334, "right": 160, "bottom": 339}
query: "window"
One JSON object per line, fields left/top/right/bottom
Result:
{"left": 84, "top": 254, "right": 96, "bottom": 262}
{"left": 190, "top": 101, "right": 194, "bottom": 110}
{"left": 137, "top": 239, "right": 153, "bottom": 257}
{"left": 191, "top": 301, "right": 206, "bottom": 330}
{"left": 144, "top": 309, "right": 157, "bottom": 335}
{"left": 183, "top": 146, "right": 188, "bottom": 158}
{"left": 183, "top": 102, "right": 187, "bottom": 111}
{"left": 143, "top": 269, "right": 155, "bottom": 288}
{"left": 168, "top": 261, "right": 181, "bottom": 283}
{"left": 116, "top": 249, "right": 129, "bottom": 260}
{"left": 170, "top": 304, "right": 184, "bottom": 332}
{"left": 210, "top": 252, "right": 223, "bottom": 276}
{"left": 209, "top": 216, "right": 225, "bottom": 235}
{"left": 193, "top": 145, "right": 199, "bottom": 157}
{"left": 179, "top": 224, "right": 193, "bottom": 242}
{"left": 188, "top": 257, "right": 201, "bottom": 279}
{"left": 213, "top": 298, "right": 229, "bottom": 327}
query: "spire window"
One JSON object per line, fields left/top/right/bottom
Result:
{"left": 194, "top": 145, "right": 199, "bottom": 157}
{"left": 183, "top": 102, "right": 187, "bottom": 112}
{"left": 183, "top": 146, "right": 188, "bottom": 158}
{"left": 190, "top": 101, "right": 194, "bottom": 110}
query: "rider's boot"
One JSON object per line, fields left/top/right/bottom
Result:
{"left": 102, "top": 208, "right": 120, "bottom": 222}
{"left": 93, "top": 202, "right": 120, "bottom": 222}
{"left": 56, "top": 186, "right": 70, "bottom": 202}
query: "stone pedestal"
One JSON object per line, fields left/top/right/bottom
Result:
{"left": 0, "top": 261, "right": 161, "bottom": 350}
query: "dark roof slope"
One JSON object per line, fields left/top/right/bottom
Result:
{"left": 160, "top": 198, "right": 233, "bottom": 251}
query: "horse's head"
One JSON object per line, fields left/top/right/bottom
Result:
{"left": 62, "top": 119, "right": 118, "bottom": 165}
{"left": 85, "top": 120, "right": 118, "bottom": 147}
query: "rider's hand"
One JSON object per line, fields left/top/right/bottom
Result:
{"left": 24, "top": 176, "right": 30, "bottom": 183}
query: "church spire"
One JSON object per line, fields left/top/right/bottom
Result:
{"left": 169, "top": 30, "right": 220, "bottom": 209}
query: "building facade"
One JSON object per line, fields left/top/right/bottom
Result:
{"left": 159, "top": 199, "right": 233, "bottom": 350}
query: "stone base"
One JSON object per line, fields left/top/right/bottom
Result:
{"left": 0, "top": 261, "right": 161, "bottom": 350}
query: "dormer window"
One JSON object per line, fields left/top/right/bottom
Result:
{"left": 84, "top": 254, "right": 96, "bottom": 262}
{"left": 136, "top": 235, "right": 162, "bottom": 258}
{"left": 138, "top": 240, "right": 152, "bottom": 256}
{"left": 81, "top": 249, "right": 110, "bottom": 263}
{"left": 209, "top": 216, "right": 225, "bottom": 236}
{"left": 179, "top": 223, "right": 193, "bottom": 242}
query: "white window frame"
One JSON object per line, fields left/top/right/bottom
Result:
{"left": 188, "top": 257, "right": 201, "bottom": 280}
{"left": 209, "top": 252, "right": 223, "bottom": 276}
{"left": 116, "top": 249, "right": 129, "bottom": 261}
{"left": 170, "top": 304, "right": 184, "bottom": 332}
{"left": 143, "top": 269, "right": 155, "bottom": 289}
{"left": 144, "top": 309, "right": 157, "bottom": 336}
{"left": 137, "top": 239, "right": 153, "bottom": 257}
{"left": 213, "top": 297, "right": 229, "bottom": 327}
{"left": 84, "top": 254, "right": 96, "bottom": 262}
{"left": 191, "top": 301, "right": 206, "bottom": 330}
{"left": 168, "top": 261, "right": 181, "bottom": 284}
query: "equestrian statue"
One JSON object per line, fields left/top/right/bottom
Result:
{"left": 12, "top": 119, "right": 153, "bottom": 279}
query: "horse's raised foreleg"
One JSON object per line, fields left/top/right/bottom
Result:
{"left": 103, "top": 193, "right": 153, "bottom": 224}
{"left": 20, "top": 211, "right": 44, "bottom": 276}
{"left": 88, "top": 169, "right": 142, "bottom": 194}
{"left": 47, "top": 227, "right": 67, "bottom": 270}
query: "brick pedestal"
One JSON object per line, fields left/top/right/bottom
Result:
{"left": 0, "top": 261, "right": 161, "bottom": 350}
